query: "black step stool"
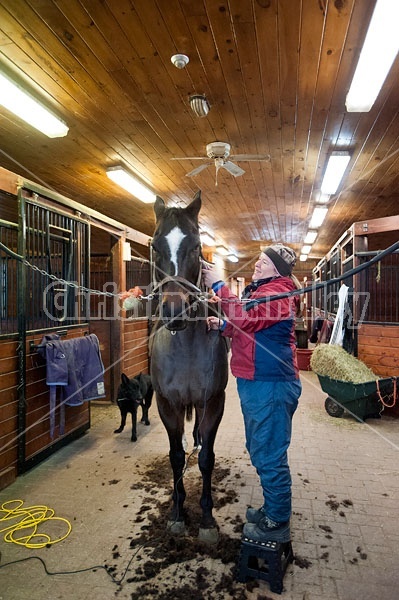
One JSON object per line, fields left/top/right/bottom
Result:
{"left": 236, "top": 535, "right": 294, "bottom": 594}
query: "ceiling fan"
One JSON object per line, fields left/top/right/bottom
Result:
{"left": 171, "top": 142, "right": 270, "bottom": 185}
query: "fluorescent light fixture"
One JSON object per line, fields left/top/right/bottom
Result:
{"left": 304, "top": 231, "right": 318, "bottom": 244}
{"left": 346, "top": 0, "right": 399, "bottom": 112}
{"left": 299, "top": 254, "right": 308, "bottom": 262}
{"left": 0, "top": 71, "right": 68, "bottom": 138}
{"left": 309, "top": 207, "right": 328, "bottom": 229}
{"left": 200, "top": 231, "right": 215, "bottom": 246}
{"left": 301, "top": 245, "right": 312, "bottom": 255}
{"left": 316, "top": 193, "right": 331, "bottom": 204}
{"left": 106, "top": 166, "right": 156, "bottom": 203}
{"left": 227, "top": 254, "right": 239, "bottom": 263}
{"left": 215, "top": 245, "right": 229, "bottom": 256}
{"left": 320, "top": 152, "right": 351, "bottom": 195}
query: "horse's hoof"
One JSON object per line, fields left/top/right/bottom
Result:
{"left": 198, "top": 527, "right": 219, "bottom": 545}
{"left": 167, "top": 520, "right": 186, "bottom": 535}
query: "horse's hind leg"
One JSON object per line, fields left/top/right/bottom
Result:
{"left": 156, "top": 394, "right": 186, "bottom": 534}
{"left": 196, "top": 394, "right": 225, "bottom": 544}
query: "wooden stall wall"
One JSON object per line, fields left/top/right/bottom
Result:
{"left": 0, "top": 339, "right": 18, "bottom": 490}
{"left": 0, "top": 167, "right": 151, "bottom": 490}
{"left": 24, "top": 328, "right": 91, "bottom": 473}
{"left": 357, "top": 324, "right": 399, "bottom": 377}
{"left": 312, "top": 215, "right": 399, "bottom": 417}
{"left": 89, "top": 226, "right": 121, "bottom": 403}
{"left": 121, "top": 240, "right": 151, "bottom": 381}
{"left": 122, "top": 320, "right": 150, "bottom": 379}
{"left": 357, "top": 324, "right": 399, "bottom": 417}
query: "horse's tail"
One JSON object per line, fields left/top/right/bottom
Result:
{"left": 185, "top": 403, "right": 193, "bottom": 422}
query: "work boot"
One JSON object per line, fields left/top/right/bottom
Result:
{"left": 243, "top": 515, "right": 290, "bottom": 543}
{"left": 245, "top": 506, "right": 266, "bottom": 524}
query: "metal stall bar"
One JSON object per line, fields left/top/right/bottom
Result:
{"left": 17, "top": 187, "right": 27, "bottom": 472}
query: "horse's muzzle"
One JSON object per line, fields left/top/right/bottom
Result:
{"left": 160, "top": 294, "right": 189, "bottom": 331}
{"left": 164, "top": 318, "right": 187, "bottom": 331}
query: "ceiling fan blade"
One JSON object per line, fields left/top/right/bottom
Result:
{"left": 186, "top": 163, "right": 211, "bottom": 177}
{"left": 221, "top": 161, "right": 245, "bottom": 177}
{"left": 229, "top": 154, "right": 270, "bottom": 162}
{"left": 171, "top": 156, "right": 208, "bottom": 161}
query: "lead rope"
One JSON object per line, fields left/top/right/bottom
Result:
{"left": 375, "top": 377, "right": 397, "bottom": 408}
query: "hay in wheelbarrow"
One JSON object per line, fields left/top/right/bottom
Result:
{"left": 310, "top": 344, "right": 379, "bottom": 384}
{"left": 316, "top": 375, "right": 394, "bottom": 419}
{"left": 310, "top": 344, "right": 398, "bottom": 420}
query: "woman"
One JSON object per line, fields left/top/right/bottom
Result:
{"left": 203, "top": 243, "right": 302, "bottom": 543}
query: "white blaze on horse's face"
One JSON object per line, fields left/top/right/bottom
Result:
{"left": 165, "top": 226, "right": 186, "bottom": 276}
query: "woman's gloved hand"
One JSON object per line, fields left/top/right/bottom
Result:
{"left": 201, "top": 260, "right": 224, "bottom": 288}
{"left": 207, "top": 316, "right": 225, "bottom": 331}
{"left": 120, "top": 286, "right": 143, "bottom": 310}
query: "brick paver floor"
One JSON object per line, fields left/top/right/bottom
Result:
{"left": 1, "top": 369, "right": 398, "bottom": 599}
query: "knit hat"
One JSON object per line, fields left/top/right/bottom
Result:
{"left": 262, "top": 243, "right": 297, "bottom": 276}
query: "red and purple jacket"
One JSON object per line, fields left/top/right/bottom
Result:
{"left": 213, "top": 276, "right": 300, "bottom": 382}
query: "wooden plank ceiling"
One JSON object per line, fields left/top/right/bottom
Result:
{"left": 0, "top": 0, "right": 398, "bottom": 272}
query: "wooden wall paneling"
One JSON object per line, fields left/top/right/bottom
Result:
{"left": 1, "top": 1, "right": 178, "bottom": 208}
{"left": 22, "top": 329, "right": 91, "bottom": 464}
{"left": 0, "top": 0, "right": 397, "bottom": 262}
{"left": 276, "top": 1, "right": 301, "bottom": 241}
{"left": 253, "top": 1, "right": 282, "bottom": 240}
{"left": 357, "top": 323, "right": 399, "bottom": 419}
{"left": 123, "top": 320, "right": 149, "bottom": 377}
{"left": 0, "top": 340, "right": 18, "bottom": 489}
{"left": 83, "top": 0, "right": 207, "bottom": 175}
{"left": 228, "top": 3, "right": 273, "bottom": 240}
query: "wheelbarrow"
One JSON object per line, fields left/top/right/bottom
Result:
{"left": 316, "top": 374, "right": 398, "bottom": 420}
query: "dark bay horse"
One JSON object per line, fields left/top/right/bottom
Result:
{"left": 150, "top": 190, "right": 228, "bottom": 543}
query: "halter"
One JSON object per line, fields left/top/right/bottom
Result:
{"left": 149, "top": 256, "right": 210, "bottom": 303}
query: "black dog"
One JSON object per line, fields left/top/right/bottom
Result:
{"left": 114, "top": 373, "right": 153, "bottom": 442}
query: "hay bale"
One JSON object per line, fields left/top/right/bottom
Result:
{"left": 310, "top": 344, "right": 379, "bottom": 384}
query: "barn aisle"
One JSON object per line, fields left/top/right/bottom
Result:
{"left": 0, "top": 370, "right": 398, "bottom": 600}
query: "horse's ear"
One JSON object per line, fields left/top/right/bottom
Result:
{"left": 121, "top": 373, "right": 129, "bottom": 384}
{"left": 185, "top": 190, "right": 201, "bottom": 219}
{"left": 154, "top": 196, "right": 166, "bottom": 221}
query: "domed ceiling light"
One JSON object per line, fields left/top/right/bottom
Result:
{"left": 189, "top": 94, "right": 210, "bottom": 118}
{"left": 171, "top": 54, "right": 189, "bottom": 69}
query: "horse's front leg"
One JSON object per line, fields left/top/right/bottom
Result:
{"left": 196, "top": 393, "right": 225, "bottom": 544}
{"left": 156, "top": 394, "right": 186, "bottom": 534}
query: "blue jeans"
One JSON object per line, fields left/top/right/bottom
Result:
{"left": 237, "top": 378, "right": 301, "bottom": 523}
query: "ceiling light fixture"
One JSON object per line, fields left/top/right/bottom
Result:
{"left": 304, "top": 231, "right": 318, "bottom": 244}
{"left": 301, "top": 245, "right": 312, "bottom": 255}
{"left": 106, "top": 166, "right": 156, "bottom": 204}
{"left": 0, "top": 71, "right": 69, "bottom": 138}
{"left": 320, "top": 152, "right": 351, "bottom": 195}
{"left": 227, "top": 254, "right": 239, "bottom": 263}
{"left": 346, "top": 0, "right": 399, "bottom": 112}
{"left": 215, "top": 245, "right": 229, "bottom": 256}
{"left": 189, "top": 94, "right": 210, "bottom": 118}
{"left": 309, "top": 207, "right": 328, "bottom": 229}
{"left": 200, "top": 231, "right": 215, "bottom": 246}
{"left": 171, "top": 54, "right": 189, "bottom": 69}
{"left": 299, "top": 254, "right": 308, "bottom": 262}
{"left": 315, "top": 193, "right": 331, "bottom": 204}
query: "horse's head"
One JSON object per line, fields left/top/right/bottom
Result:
{"left": 152, "top": 190, "right": 202, "bottom": 331}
